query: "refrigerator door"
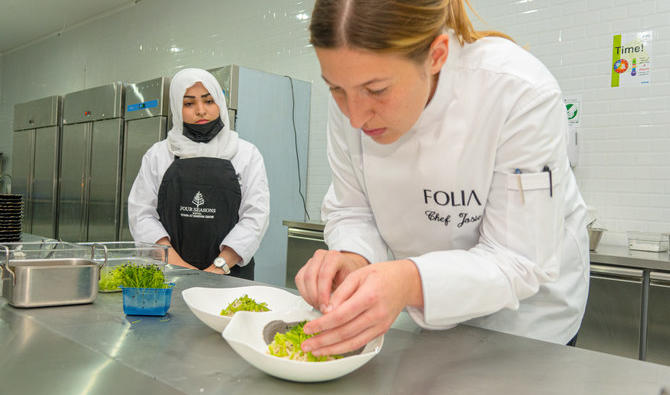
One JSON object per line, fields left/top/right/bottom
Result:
{"left": 58, "top": 123, "right": 91, "bottom": 242}
{"left": 119, "top": 116, "right": 167, "bottom": 241}
{"left": 63, "top": 83, "right": 123, "bottom": 124}
{"left": 13, "top": 96, "right": 60, "bottom": 130}
{"left": 235, "top": 67, "right": 311, "bottom": 286}
{"left": 11, "top": 130, "right": 35, "bottom": 233}
{"left": 124, "top": 77, "right": 169, "bottom": 121}
{"left": 577, "top": 265, "right": 644, "bottom": 359}
{"left": 88, "top": 118, "right": 124, "bottom": 242}
{"left": 208, "top": 65, "right": 239, "bottom": 111}
{"left": 647, "top": 271, "right": 670, "bottom": 365}
{"left": 31, "top": 126, "right": 59, "bottom": 238}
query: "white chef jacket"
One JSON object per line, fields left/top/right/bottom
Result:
{"left": 128, "top": 138, "right": 270, "bottom": 266}
{"left": 321, "top": 32, "right": 589, "bottom": 344}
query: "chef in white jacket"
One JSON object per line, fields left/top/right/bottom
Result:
{"left": 296, "top": 0, "right": 589, "bottom": 357}
{"left": 128, "top": 68, "right": 269, "bottom": 280}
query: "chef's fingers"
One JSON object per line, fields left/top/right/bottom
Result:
{"left": 304, "top": 273, "right": 367, "bottom": 335}
{"left": 295, "top": 249, "right": 328, "bottom": 308}
{"left": 325, "top": 268, "right": 360, "bottom": 312}
{"left": 301, "top": 302, "right": 369, "bottom": 352}
{"left": 305, "top": 317, "right": 384, "bottom": 357}
{"left": 315, "top": 250, "right": 345, "bottom": 311}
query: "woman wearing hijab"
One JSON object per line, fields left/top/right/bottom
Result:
{"left": 128, "top": 68, "right": 269, "bottom": 280}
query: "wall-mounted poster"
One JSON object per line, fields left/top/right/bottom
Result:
{"left": 611, "top": 31, "right": 652, "bottom": 87}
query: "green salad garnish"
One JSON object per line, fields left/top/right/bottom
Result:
{"left": 267, "top": 321, "right": 343, "bottom": 362}
{"left": 99, "top": 266, "right": 124, "bottom": 291}
{"left": 117, "top": 263, "right": 169, "bottom": 289}
{"left": 220, "top": 294, "right": 270, "bottom": 316}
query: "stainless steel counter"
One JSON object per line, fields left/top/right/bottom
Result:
{"left": 1, "top": 269, "right": 669, "bottom": 394}
{"left": 591, "top": 244, "right": 670, "bottom": 271}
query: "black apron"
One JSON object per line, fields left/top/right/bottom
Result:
{"left": 157, "top": 157, "right": 254, "bottom": 280}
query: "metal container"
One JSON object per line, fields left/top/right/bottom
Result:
{"left": 0, "top": 241, "right": 106, "bottom": 308}
{"left": 588, "top": 227, "right": 606, "bottom": 251}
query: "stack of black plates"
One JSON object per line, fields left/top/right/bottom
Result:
{"left": 0, "top": 194, "right": 23, "bottom": 242}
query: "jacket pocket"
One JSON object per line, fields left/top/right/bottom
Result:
{"left": 504, "top": 170, "right": 563, "bottom": 281}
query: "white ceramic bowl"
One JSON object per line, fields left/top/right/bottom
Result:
{"left": 182, "top": 286, "right": 312, "bottom": 332}
{"left": 222, "top": 309, "right": 384, "bottom": 382}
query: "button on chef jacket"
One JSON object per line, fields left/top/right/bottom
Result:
{"left": 127, "top": 68, "right": 269, "bottom": 271}
{"left": 321, "top": 31, "right": 589, "bottom": 344}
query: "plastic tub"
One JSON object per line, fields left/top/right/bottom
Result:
{"left": 626, "top": 231, "right": 669, "bottom": 252}
{"left": 121, "top": 283, "right": 175, "bottom": 316}
{"left": 78, "top": 242, "right": 169, "bottom": 292}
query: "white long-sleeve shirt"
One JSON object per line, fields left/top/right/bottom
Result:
{"left": 128, "top": 138, "right": 270, "bottom": 266}
{"left": 321, "top": 32, "right": 589, "bottom": 344}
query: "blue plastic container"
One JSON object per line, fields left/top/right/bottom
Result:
{"left": 121, "top": 283, "right": 175, "bottom": 316}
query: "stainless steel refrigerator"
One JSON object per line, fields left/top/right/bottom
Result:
{"left": 59, "top": 83, "right": 124, "bottom": 242}
{"left": 119, "top": 77, "right": 170, "bottom": 241}
{"left": 209, "top": 65, "right": 311, "bottom": 286}
{"left": 11, "top": 96, "right": 62, "bottom": 238}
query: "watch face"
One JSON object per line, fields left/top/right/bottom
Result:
{"left": 215, "top": 257, "right": 225, "bottom": 268}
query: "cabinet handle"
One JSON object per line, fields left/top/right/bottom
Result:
{"left": 650, "top": 271, "right": 670, "bottom": 286}
{"left": 288, "top": 228, "right": 325, "bottom": 242}
{"left": 590, "top": 264, "right": 643, "bottom": 279}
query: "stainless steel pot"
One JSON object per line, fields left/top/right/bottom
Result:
{"left": 0, "top": 242, "right": 108, "bottom": 308}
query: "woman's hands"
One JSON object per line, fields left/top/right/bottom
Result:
{"left": 156, "top": 237, "right": 197, "bottom": 269}
{"left": 204, "top": 265, "right": 227, "bottom": 275}
{"left": 205, "top": 246, "right": 243, "bottom": 275}
{"left": 296, "top": 253, "right": 424, "bottom": 357}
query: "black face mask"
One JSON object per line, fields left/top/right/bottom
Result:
{"left": 182, "top": 118, "right": 224, "bottom": 143}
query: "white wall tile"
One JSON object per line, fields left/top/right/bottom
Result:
{"left": 475, "top": 0, "right": 670, "bottom": 245}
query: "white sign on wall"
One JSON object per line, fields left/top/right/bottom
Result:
{"left": 563, "top": 95, "right": 581, "bottom": 125}
{"left": 611, "top": 31, "right": 652, "bottom": 87}
{"left": 563, "top": 95, "right": 581, "bottom": 167}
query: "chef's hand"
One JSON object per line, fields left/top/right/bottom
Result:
{"left": 295, "top": 249, "right": 369, "bottom": 312}
{"left": 300, "top": 259, "right": 424, "bottom": 356}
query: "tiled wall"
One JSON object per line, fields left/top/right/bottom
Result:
{"left": 1, "top": 0, "right": 668, "bottom": 247}
{"left": 471, "top": 0, "right": 670, "bottom": 245}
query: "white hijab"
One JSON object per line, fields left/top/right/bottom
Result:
{"left": 166, "top": 68, "right": 239, "bottom": 159}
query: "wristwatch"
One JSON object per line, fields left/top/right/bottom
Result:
{"left": 213, "top": 257, "right": 231, "bottom": 274}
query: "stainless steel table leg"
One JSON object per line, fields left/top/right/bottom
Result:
{"left": 639, "top": 269, "right": 650, "bottom": 360}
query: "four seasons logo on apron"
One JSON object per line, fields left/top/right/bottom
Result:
{"left": 179, "top": 191, "right": 217, "bottom": 219}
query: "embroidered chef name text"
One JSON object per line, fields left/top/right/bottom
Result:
{"left": 423, "top": 189, "right": 482, "bottom": 228}
{"left": 423, "top": 189, "right": 482, "bottom": 207}
{"left": 425, "top": 211, "right": 482, "bottom": 228}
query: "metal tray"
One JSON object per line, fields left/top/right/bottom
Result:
{"left": 0, "top": 242, "right": 107, "bottom": 308}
